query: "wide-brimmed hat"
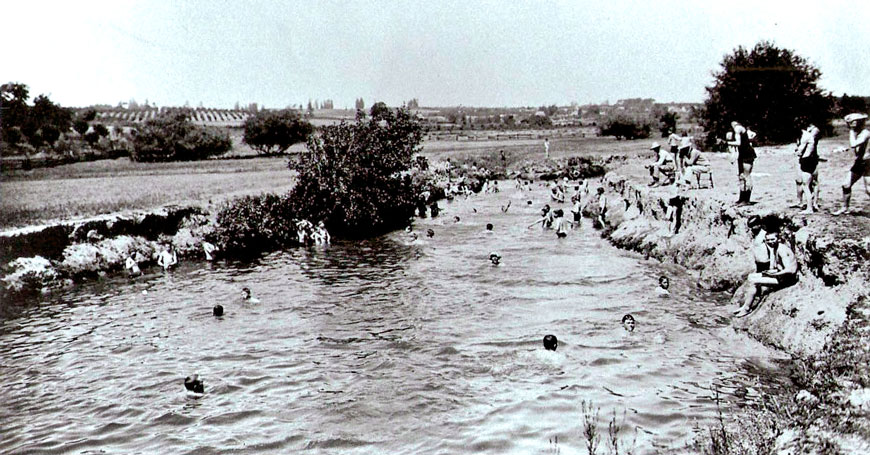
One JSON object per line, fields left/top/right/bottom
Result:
{"left": 844, "top": 113, "right": 868, "bottom": 123}
{"left": 649, "top": 142, "right": 661, "bottom": 150}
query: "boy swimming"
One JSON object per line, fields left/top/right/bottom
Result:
{"left": 543, "top": 334, "right": 558, "bottom": 351}
{"left": 622, "top": 314, "right": 636, "bottom": 332}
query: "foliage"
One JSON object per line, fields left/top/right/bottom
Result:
{"left": 369, "top": 101, "right": 390, "bottom": 119}
{"left": 524, "top": 113, "right": 553, "bottom": 128}
{"left": 599, "top": 114, "right": 651, "bottom": 140}
{"left": 212, "top": 193, "right": 299, "bottom": 255}
{"left": 1, "top": 83, "right": 72, "bottom": 150}
{"left": 73, "top": 119, "right": 89, "bottom": 136}
{"left": 288, "top": 107, "right": 425, "bottom": 238}
{"left": 131, "top": 110, "right": 231, "bottom": 162}
{"left": 658, "top": 111, "right": 678, "bottom": 137}
{"left": 242, "top": 109, "right": 313, "bottom": 155}
{"left": 834, "top": 94, "right": 868, "bottom": 118}
{"left": 699, "top": 41, "right": 833, "bottom": 146}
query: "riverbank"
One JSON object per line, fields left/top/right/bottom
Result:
{"left": 591, "top": 144, "right": 870, "bottom": 452}
{"left": 3, "top": 141, "right": 868, "bottom": 450}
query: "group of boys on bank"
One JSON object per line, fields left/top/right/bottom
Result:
{"left": 644, "top": 113, "right": 870, "bottom": 317}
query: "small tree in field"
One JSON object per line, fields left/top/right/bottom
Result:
{"left": 599, "top": 114, "right": 651, "bottom": 140}
{"left": 288, "top": 107, "right": 424, "bottom": 238}
{"left": 658, "top": 111, "right": 678, "bottom": 137}
{"left": 369, "top": 101, "right": 390, "bottom": 120}
{"left": 243, "top": 109, "right": 313, "bottom": 155}
{"left": 700, "top": 41, "right": 833, "bottom": 146}
{"left": 131, "top": 110, "right": 231, "bottom": 162}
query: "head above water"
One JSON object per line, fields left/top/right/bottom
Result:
{"left": 486, "top": 223, "right": 494, "bottom": 231}
{"left": 543, "top": 334, "right": 558, "bottom": 351}
{"left": 453, "top": 216, "right": 461, "bottom": 223}
{"left": 426, "top": 229, "right": 435, "bottom": 238}
{"left": 213, "top": 304, "right": 224, "bottom": 317}
{"left": 622, "top": 314, "right": 636, "bottom": 332}
{"left": 184, "top": 374, "right": 204, "bottom": 394}
{"left": 597, "top": 187, "right": 604, "bottom": 195}
{"left": 659, "top": 275, "right": 670, "bottom": 290}
{"left": 242, "top": 287, "right": 251, "bottom": 300}
{"left": 489, "top": 252, "right": 501, "bottom": 265}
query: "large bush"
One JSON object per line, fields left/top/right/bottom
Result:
{"left": 288, "top": 107, "right": 425, "bottom": 238}
{"left": 699, "top": 41, "right": 833, "bottom": 146}
{"left": 599, "top": 114, "right": 651, "bottom": 140}
{"left": 212, "top": 193, "right": 299, "bottom": 254}
{"left": 131, "top": 110, "right": 231, "bottom": 162}
{"left": 242, "top": 109, "right": 313, "bottom": 155}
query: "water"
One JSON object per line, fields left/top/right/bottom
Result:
{"left": 0, "top": 183, "right": 788, "bottom": 454}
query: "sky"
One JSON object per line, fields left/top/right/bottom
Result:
{"left": 4, "top": 0, "right": 870, "bottom": 109}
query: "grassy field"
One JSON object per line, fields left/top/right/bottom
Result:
{"left": 0, "top": 157, "right": 297, "bottom": 230}
{"left": 5, "top": 131, "right": 865, "bottom": 232}
{"left": 1, "top": 134, "right": 651, "bottom": 231}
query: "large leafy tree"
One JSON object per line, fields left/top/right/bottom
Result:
{"left": 131, "top": 110, "right": 231, "bottom": 161}
{"left": 242, "top": 109, "right": 313, "bottom": 155}
{"left": 1, "top": 83, "right": 71, "bottom": 148}
{"left": 700, "top": 41, "right": 833, "bottom": 146}
{"left": 289, "top": 107, "right": 424, "bottom": 238}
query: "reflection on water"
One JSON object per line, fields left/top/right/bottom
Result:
{"left": 0, "top": 183, "right": 788, "bottom": 454}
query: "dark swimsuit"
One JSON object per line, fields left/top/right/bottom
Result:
{"left": 737, "top": 130, "right": 756, "bottom": 164}
{"left": 799, "top": 155, "right": 819, "bottom": 174}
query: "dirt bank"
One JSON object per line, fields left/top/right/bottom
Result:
{"left": 0, "top": 205, "right": 215, "bottom": 302}
{"left": 590, "top": 147, "right": 870, "bottom": 451}
{"left": 591, "top": 146, "right": 869, "bottom": 357}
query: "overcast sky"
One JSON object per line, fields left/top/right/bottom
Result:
{"left": 4, "top": 1, "right": 869, "bottom": 109}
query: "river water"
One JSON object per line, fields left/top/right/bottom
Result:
{"left": 0, "top": 184, "right": 788, "bottom": 454}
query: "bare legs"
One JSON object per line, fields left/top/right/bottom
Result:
{"left": 734, "top": 273, "right": 779, "bottom": 317}
{"left": 833, "top": 172, "right": 864, "bottom": 215}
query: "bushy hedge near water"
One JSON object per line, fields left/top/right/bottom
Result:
{"left": 212, "top": 108, "right": 427, "bottom": 251}
{"left": 212, "top": 193, "right": 299, "bottom": 255}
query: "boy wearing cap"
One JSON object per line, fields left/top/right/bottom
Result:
{"left": 727, "top": 121, "right": 756, "bottom": 206}
{"left": 794, "top": 124, "right": 821, "bottom": 213}
{"left": 646, "top": 142, "right": 674, "bottom": 187}
{"left": 833, "top": 113, "right": 870, "bottom": 215}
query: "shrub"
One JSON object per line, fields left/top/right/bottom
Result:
{"left": 242, "top": 109, "right": 313, "bottom": 155}
{"left": 212, "top": 193, "right": 299, "bottom": 255}
{"left": 700, "top": 41, "right": 833, "bottom": 146}
{"left": 599, "top": 114, "right": 651, "bottom": 139}
{"left": 288, "top": 107, "right": 425, "bottom": 238}
{"left": 131, "top": 110, "right": 231, "bottom": 162}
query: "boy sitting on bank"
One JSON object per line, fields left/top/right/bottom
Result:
{"left": 733, "top": 232, "right": 798, "bottom": 317}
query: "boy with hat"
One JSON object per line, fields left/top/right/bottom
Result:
{"left": 646, "top": 142, "right": 674, "bottom": 187}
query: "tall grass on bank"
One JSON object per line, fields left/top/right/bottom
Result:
{"left": 696, "top": 307, "right": 870, "bottom": 454}
{"left": 580, "top": 400, "right": 637, "bottom": 455}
